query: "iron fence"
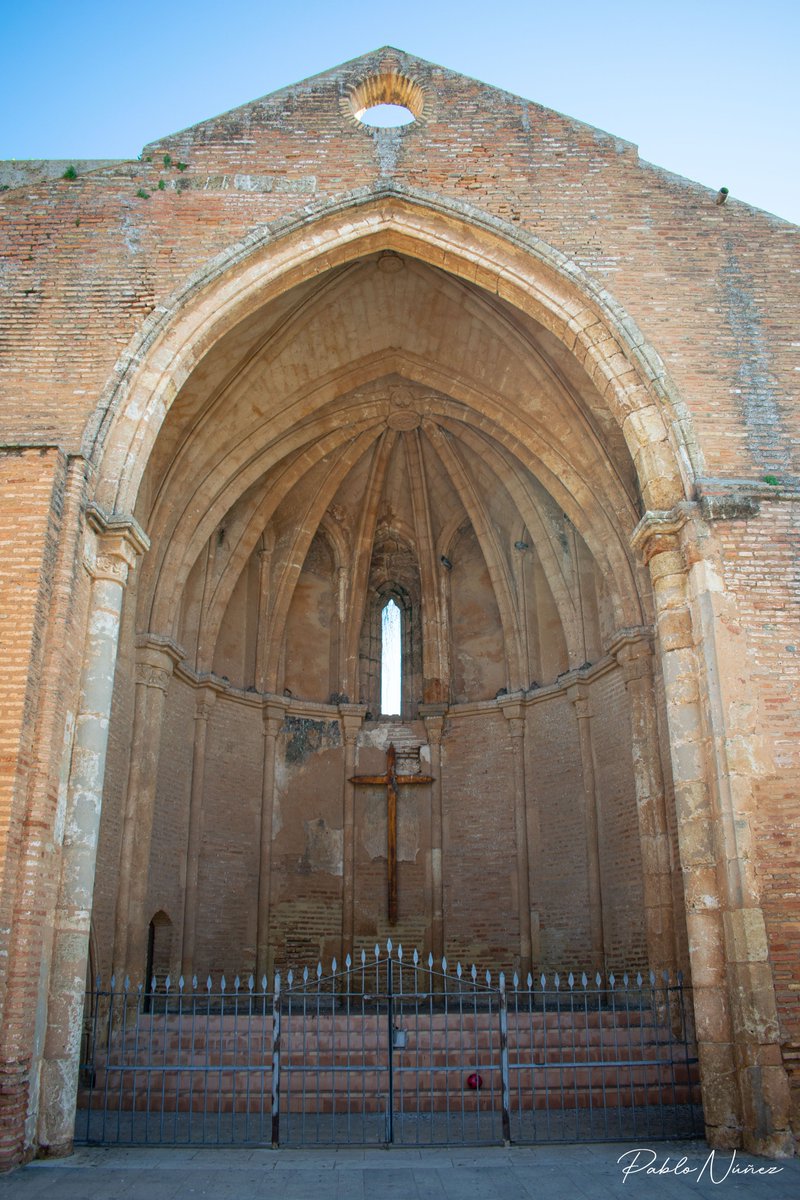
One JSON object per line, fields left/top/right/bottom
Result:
{"left": 75, "top": 943, "right": 703, "bottom": 1147}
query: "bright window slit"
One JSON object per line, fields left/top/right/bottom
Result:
{"left": 381, "top": 599, "right": 402, "bottom": 714}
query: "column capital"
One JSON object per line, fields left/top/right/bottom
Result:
{"left": 133, "top": 635, "right": 183, "bottom": 691}
{"left": 500, "top": 693, "right": 527, "bottom": 729}
{"left": 85, "top": 502, "right": 150, "bottom": 583}
{"left": 419, "top": 703, "right": 448, "bottom": 744}
{"left": 86, "top": 501, "right": 149, "bottom": 566}
{"left": 609, "top": 629, "right": 655, "bottom": 683}
{"left": 338, "top": 703, "right": 367, "bottom": 743}
{"left": 194, "top": 684, "right": 217, "bottom": 723}
{"left": 263, "top": 698, "right": 287, "bottom": 736}
{"left": 565, "top": 681, "right": 591, "bottom": 719}
{"left": 630, "top": 502, "right": 695, "bottom": 565}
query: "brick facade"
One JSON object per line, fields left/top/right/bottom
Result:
{"left": 0, "top": 48, "right": 797, "bottom": 1164}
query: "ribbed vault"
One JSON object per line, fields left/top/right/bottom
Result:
{"left": 132, "top": 250, "right": 649, "bottom": 707}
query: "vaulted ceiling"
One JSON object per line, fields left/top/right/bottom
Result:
{"left": 133, "top": 251, "right": 649, "bottom": 705}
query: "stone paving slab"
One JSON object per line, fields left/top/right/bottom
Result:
{"left": 0, "top": 1141, "right": 797, "bottom": 1200}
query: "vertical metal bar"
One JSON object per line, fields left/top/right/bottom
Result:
{"left": 300, "top": 970, "right": 308, "bottom": 1146}
{"left": 158, "top": 977, "right": 169, "bottom": 1143}
{"left": 679, "top": 975, "right": 698, "bottom": 1135}
{"left": 187, "top": 977, "right": 196, "bottom": 1145}
{"left": 636, "top": 974, "right": 647, "bottom": 1137}
{"left": 244, "top": 978, "right": 253, "bottom": 1145}
{"left": 144, "top": 977, "right": 155, "bottom": 1143}
{"left": 216, "top": 979, "right": 224, "bottom": 1144}
{"left": 260, "top": 973, "right": 269, "bottom": 1145}
{"left": 231, "top": 978, "right": 240, "bottom": 1144}
{"left": 100, "top": 981, "right": 115, "bottom": 1144}
{"left": 426, "top": 959, "right": 435, "bottom": 1145}
{"left": 608, "top": 975, "right": 622, "bottom": 1135}
{"left": 345, "top": 958, "right": 353, "bottom": 1144}
{"left": 173, "top": 979, "right": 183, "bottom": 1144}
{"left": 128, "top": 982, "right": 140, "bottom": 1144}
{"left": 596, "top": 974, "right": 609, "bottom": 1140}
{"left": 443, "top": 960, "right": 451, "bottom": 1140}
{"left": 498, "top": 974, "right": 511, "bottom": 1146}
{"left": 386, "top": 954, "right": 394, "bottom": 1145}
{"left": 568, "top": 975, "right": 579, "bottom": 1140}
{"left": 580, "top": 976, "right": 591, "bottom": 1138}
{"left": 313, "top": 969, "right": 320, "bottom": 1145}
{"left": 458, "top": 968, "right": 466, "bottom": 1145}
{"left": 271, "top": 971, "right": 281, "bottom": 1148}
{"left": 542, "top": 976, "right": 552, "bottom": 1140}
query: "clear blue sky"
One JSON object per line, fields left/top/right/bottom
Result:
{"left": 2, "top": 0, "right": 798, "bottom": 223}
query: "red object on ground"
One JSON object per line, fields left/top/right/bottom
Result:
{"left": 467, "top": 1072, "right": 483, "bottom": 1090}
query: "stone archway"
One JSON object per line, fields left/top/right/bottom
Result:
{"left": 39, "top": 191, "right": 791, "bottom": 1159}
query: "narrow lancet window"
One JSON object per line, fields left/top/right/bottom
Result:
{"left": 381, "top": 599, "right": 402, "bottom": 715}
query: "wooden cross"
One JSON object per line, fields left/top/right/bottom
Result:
{"left": 350, "top": 743, "right": 434, "bottom": 924}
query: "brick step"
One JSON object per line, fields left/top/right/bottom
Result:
{"left": 85, "top": 1061, "right": 699, "bottom": 1103}
{"left": 113, "top": 1026, "right": 672, "bottom": 1051}
{"left": 91, "top": 1062, "right": 696, "bottom": 1088}
{"left": 122, "top": 1012, "right": 665, "bottom": 1035}
{"left": 79, "top": 1080, "right": 701, "bottom": 1116}
{"left": 101, "top": 1032, "right": 681, "bottom": 1060}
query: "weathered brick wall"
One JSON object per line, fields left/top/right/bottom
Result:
{"left": 527, "top": 692, "right": 591, "bottom": 966}
{"left": 1, "top": 50, "right": 797, "bottom": 481}
{"left": 0, "top": 448, "right": 84, "bottom": 1164}
{"left": 148, "top": 676, "right": 195, "bottom": 953}
{"left": 270, "top": 717, "right": 345, "bottom": 970}
{"left": 590, "top": 668, "right": 647, "bottom": 972}
{"left": 193, "top": 697, "right": 263, "bottom": 975}
{"left": 711, "top": 503, "right": 800, "bottom": 1117}
{"left": 441, "top": 709, "right": 517, "bottom": 967}
{"left": 0, "top": 47, "right": 798, "bottom": 1162}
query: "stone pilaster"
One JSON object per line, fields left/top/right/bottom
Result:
{"left": 632, "top": 506, "right": 794, "bottom": 1156}
{"left": 339, "top": 704, "right": 366, "bottom": 963}
{"left": 37, "top": 505, "right": 148, "bottom": 1155}
{"left": 420, "top": 703, "right": 447, "bottom": 964}
{"left": 254, "top": 537, "right": 273, "bottom": 693}
{"left": 566, "top": 683, "right": 606, "bottom": 975}
{"left": 612, "top": 632, "right": 677, "bottom": 975}
{"left": 502, "top": 696, "right": 533, "bottom": 977}
{"left": 255, "top": 699, "right": 287, "bottom": 982}
{"left": 180, "top": 685, "right": 216, "bottom": 977}
{"left": 112, "top": 634, "right": 182, "bottom": 980}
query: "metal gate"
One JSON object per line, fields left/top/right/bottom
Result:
{"left": 76, "top": 944, "right": 703, "bottom": 1147}
{"left": 276, "top": 946, "right": 508, "bottom": 1146}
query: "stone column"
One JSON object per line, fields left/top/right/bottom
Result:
{"left": 632, "top": 507, "right": 793, "bottom": 1156}
{"left": 612, "top": 632, "right": 676, "bottom": 974}
{"left": 37, "top": 505, "right": 148, "bottom": 1155}
{"left": 567, "top": 683, "right": 606, "bottom": 974}
{"left": 255, "top": 700, "right": 286, "bottom": 983}
{"left": 339, "top": 704, "right": 366, "bottom": 963}
{"left": 420, "top": 704, "right": 447, "bottom": 964}
{"left": 112, "top": 635, "right": 182, "bottom": 980}
{"left": 180, "top": 685, "right": 216, "bottom": 977}
{"left": 502, "top": 696, "right": 533, "bottom": 977}
{"left": 254, "top": 538, "right": 273, "bottom": 693}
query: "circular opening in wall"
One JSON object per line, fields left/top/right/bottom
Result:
{"left": 346, "top": 71, "right": 427, "bottom": 129}
{"left": 358, "top": 102, "right": 416, "bottom": 128}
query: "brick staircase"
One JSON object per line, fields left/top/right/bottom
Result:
{"left": 78, "top": 1006, "right": 700, "bottom": 1117}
